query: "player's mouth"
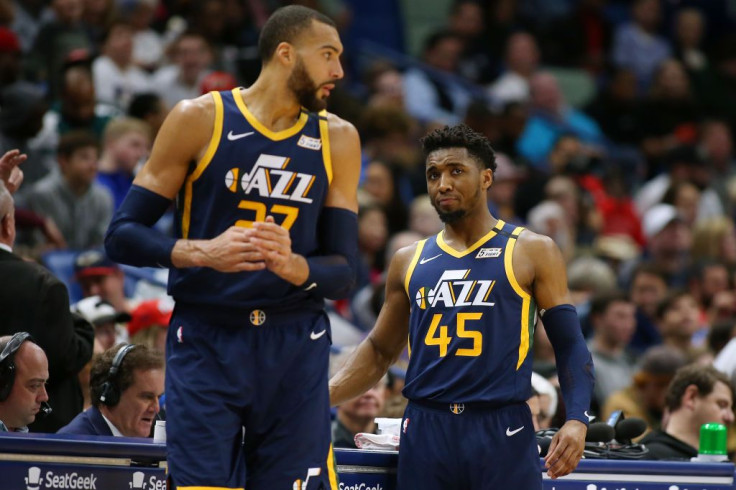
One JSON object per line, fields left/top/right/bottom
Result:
{"left": 320, "top": 84, "right": 335, "bottom": 96}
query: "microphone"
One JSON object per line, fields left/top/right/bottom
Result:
{"left": 38, "top": 401, "right": 52, "bottom": 418}
{"left": 614, "top": 417, "right": 647, "bottom": 444}
{"left": 537, "top": 436, "right": 553, "bottom": 457}
{"left": 586, "top": 422, "right": 615, "bottom": 443}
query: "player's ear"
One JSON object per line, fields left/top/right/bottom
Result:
{"left": 275, "top": 42, "right": 294, "bottom": 66}
{"left": 481, "top": 167, "right": 493, "bottom": 191}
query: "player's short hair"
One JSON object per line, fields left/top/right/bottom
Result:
{"left": 420, "top": 124, "right": 497, "bottom": 171}
{"left": 258, "top": 5, "right": 336, "bottom": 63}
{"left": 665, "top": 364, "right": 733, "bottom": 412}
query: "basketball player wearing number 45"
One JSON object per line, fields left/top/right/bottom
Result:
{"left": 330, "top": 125, "right": 595, "bottom": 489}
{"left": 104, "top": 5, "right": 361, "bottom": 490}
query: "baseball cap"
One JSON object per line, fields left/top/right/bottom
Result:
{"left": 71, "top": 296, "right": 131, "bottom": 326}
{"left": 127, "top": 298, "right": 174, "bottom": 338}
{"left": 642, "top": 204, "right": 682, "bottom": 240}
{"left": 74, "top": 250, "right": 119, "bottom": 280}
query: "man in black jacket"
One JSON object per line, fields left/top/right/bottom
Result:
{"left": 641, "top": 364, "right": 734, "bottom": 460}
{"left": 0, "top": 150, "right": 94, "bottom": 432}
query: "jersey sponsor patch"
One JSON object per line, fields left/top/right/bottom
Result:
{"left": 476, "top": 247, "right": 502, "bottom": 259}
{"left": 297, "top": 134, "right": 322, "bottom": 150}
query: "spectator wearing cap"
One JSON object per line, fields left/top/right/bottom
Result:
{"left": 71, "top": 295, "right": 131, "bottom": 409}
{"left": 127, "top": 298, "right": 173, "bottom": 354}
{"left": 643, "top": 204, "right": 692, "bottom": 285}
{"left": 0, "top": 179, "right": 95, "bottom": 432}
{"left": 72, "top": 295, "right": 132, "bottom": 351}
{"left": 19, "top": 131, "right": 114, "bottom": 249}
{"left": 0, "top": 27, "right": 21, "bottom": 88}
{"left": 75, "top": 249, "right": 132, "bottom": 315}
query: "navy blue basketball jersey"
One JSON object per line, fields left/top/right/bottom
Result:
{"left": 169, "top": 88, "right": 332, "bottom": 309}
{"left": 402, "top": 220, "right": 538, "bottom": 404}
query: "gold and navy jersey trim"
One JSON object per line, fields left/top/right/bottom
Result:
{"left": 182, "top": 90, "right": 224, "bottom": 238}
{"left": 436, "top": 220, "right": 506, "bottom": 258}
{"left": 326, "top": 443, "right": 339, "bottom": 489}
{"left": 232, "top": 88, "right": 308, "bottom": 140}
{"left": 317, "top": 110, "right": 333, "bottom": 184}
{"left": 501, "top": 225, "right": 535, "bottom": 370}
{"left": 404, "top": 239, "right": 427, "bottom": 296}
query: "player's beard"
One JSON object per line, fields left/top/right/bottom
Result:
{"left": 288, "top": 56, "right": 327, "bottom": 113}
{"left": 432, "top": 186, "right": 481, "bottom": 223}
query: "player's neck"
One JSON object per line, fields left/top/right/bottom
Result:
{"left": 442, "top": 211, "right": 497, "bottom": 249}
{"left": 241, "top": 77, "right": 303, "bottom": 132}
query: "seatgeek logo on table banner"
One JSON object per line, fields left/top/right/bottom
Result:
{"left": 339, "top": 484, "right": 383, "bottom": 490}
{"left": 24, "top": 467, "right": 97, "bottom": 490}
{"left": 129, "top": 471, "right": 166, "bottom": 490}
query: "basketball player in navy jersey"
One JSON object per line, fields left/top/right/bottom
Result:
{"left": 330, "top": 125, "right": 594, "bottom": 489}
{"left": 104, "top": 6, "right": 360, "bottom": 490}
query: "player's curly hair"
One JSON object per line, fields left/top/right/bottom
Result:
{"left": 258, "top": 5, "right": 336, "bottom": 62}
{"left": 420, "top": 124, "right": 497, "bottom": 171}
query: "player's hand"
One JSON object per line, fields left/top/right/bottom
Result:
{"left": 544, "top": 419, "right": 586, "bottom": 479}
{"left": 202, "top": 226, "right": 266, "bottom": 272}
{"left": 0, "top": 149, "right": 27, "bottom": 194}
{"left": 250, "top": 216, "right": 307, "bottom": 284}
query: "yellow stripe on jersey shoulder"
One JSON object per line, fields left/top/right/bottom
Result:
{"left": 404, "top": 239, "right": 427, "bottom": 296}
{"left": 504, "top": 226, "right": 529, "bottom": 298}
{"left": 318, "top": 110, "right": 333, "bottom": 184}
{"left": 181, "top": 90, "right": 224, "bottom": 238}
{"left": 232, "top": 88, "right": 307, "bottom": 140}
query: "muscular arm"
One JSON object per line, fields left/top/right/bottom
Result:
{"left": 515, "top": 232, "right": 594, "bottom": 478}
{"left": 251, "top": 115, "right": 361, "bottom": 297}
{"left": 105, "top": 95, "right": 265, "bottom": 272}
{"left": 329, "top": 245, "right": 413, "bottom": 405}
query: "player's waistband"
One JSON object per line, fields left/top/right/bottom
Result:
{"left": 409, "top": 399, "right": 526, "bottom": 415}
{"left": 173, "top": 300, "right": 324, "bottom": 328}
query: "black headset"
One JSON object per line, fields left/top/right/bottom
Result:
{"left": 0, "top": 332, "right": 34, "bottom": 402}
{"left": 99, "top": 344, "right": 136, "bottom": 407}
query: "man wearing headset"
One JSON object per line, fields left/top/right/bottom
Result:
{"left": 58, "top": 343, "right": 164, "bottom": 437}
{"left": 0, "top": 333, "right": 50, "bottom": 433}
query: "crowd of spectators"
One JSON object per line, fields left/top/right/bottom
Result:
{"left": 0, "top": 0, "right": 735, "bottom": 460}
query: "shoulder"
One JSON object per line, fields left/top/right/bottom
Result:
{"left": 169, "top": 93, "right": 216, "bottom": 124}
{"left": 515, "top": 228, "right": 560, "bottom": 258}
{"left": 325, "top": 112, "right": 359, "bottom": 141}
{"left": 388, "top": 241, "right": 422, "bottom": 281}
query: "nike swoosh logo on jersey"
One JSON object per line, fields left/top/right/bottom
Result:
{"left": 506, "top": 426, "right": 524, "bottom": 437}
{"left": 584, "top": 410, "right": 594, "bottom": 422}
{"left": 310, "top": 329, "right": 327, "bottom": 340}
{"left": 227, "top": 130, "right": 255, "bottom": 141}
{"left": 419, "top": 254, "right": 442, "bottom": 264}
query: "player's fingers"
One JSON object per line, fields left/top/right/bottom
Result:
{"left": 235, "top": 262, "right": 266, "bottom": 272}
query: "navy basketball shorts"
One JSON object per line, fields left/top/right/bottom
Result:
{"left": 165, "top": 304, "right": 339, "bottom": 490}
{"left": 397, "top": 400, "right": 542, "bottom": 490}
